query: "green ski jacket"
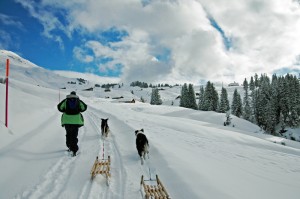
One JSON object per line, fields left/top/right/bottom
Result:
{"left": 57, "top": 94, "right": 87, "bottom": 127}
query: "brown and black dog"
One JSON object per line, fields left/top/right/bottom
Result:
{"left": 101, "top": 118, "right": 110, "bottom": 137}
{"left": 135, "top": 129, "right": 149, "bottom": 165}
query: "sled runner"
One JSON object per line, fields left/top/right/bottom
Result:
{"left": 140, "top": 175, "right": 170, "bottom": 199}
{"left": 90, "top": 156, "right": 111, "bottom": 184}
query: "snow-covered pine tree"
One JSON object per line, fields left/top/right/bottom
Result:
{"left": 265, "top": 74, "right": 279, "bottom": 134}
{"left": 150, "top": 88, "right": 162, "bottom": 105}
{"left": 202, "top": 81, "right": 212, "bottom": 111}
{"left": 203, "top": 81, "right": 218, "bottom": 111}
{"left": 231, "top": 89, "right": 242, "bottom": 117}
{"left": 255, "top": 74, "right": 271, "bottom": 130}
{"left": 277, "top": 76, "right": 289, "bottom": 128}
{"left": 254, "top": 73, "right": 259, "bottom": 88}
{"left": 219, "top": 87, "right": 230, "bottom": 113}
{"left": 251, "top": 89, "right": 259, "bottom": 124}
{"left": 242, "top": 78, "right": 252, "bottom": 121}
{"left": 249, "top": 76, "right": 255, "bottom": 91}
{"left": 231, "top": 89, "right": 238, "bottom": 116}
{"left": 236, "top": 92, "right": 242, "bottom": 117}
{"left": 286, "top": 74, "right": 300, "bottom": 127}
{"left": 187, "top": 84, "right": 198, "bottom": 109}
{"left": 198, "top": 86, "right": 205, "bottom": 110}
{"left": 180, "top": 83, "right": 188, "bottom": 107}
{"left": 212, "top": 88, "right": 219, "bottom": 112}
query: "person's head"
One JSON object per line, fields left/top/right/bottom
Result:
{"left": 67, "top": 91, "right": 78, "bottom": 99}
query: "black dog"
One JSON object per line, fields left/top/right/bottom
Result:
{"left": 135, "top": 129, "right": 149, "bottom": 165}
{"left": 101, "top": 118, "right": 110, "bottom": 137}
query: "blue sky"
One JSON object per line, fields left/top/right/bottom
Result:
{"left": 0, "top": 0, "right": 127, "bottom": 77}
{"left": 0, "top": 0, "right": 299, "bottom": 84}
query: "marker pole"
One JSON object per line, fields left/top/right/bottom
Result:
{"left": 5, "top": 59, "right": 9, "bottom": 127}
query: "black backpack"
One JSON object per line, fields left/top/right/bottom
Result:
{"left": 65, "top": 98, "right": 80, "bottom": 115}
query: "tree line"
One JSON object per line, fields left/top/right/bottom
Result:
{"left": 130, "top": 81, "right": 176, "bottom": 88}
{"left": 178, "top": 73, "right": 300, "bottom": 135}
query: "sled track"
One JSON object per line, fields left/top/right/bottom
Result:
{"left": 16, "top": 126, "right": 88, "bottom": 199}
{"left": 86, "top": 110, "right": 126, "bottom": 199}
{"left": 16, "top": 109, "right": 126, "bottom": 199}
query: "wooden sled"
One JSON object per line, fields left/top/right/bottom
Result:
{"left": 140, "top": 175, "right": 170, "bottom": 199}
{"left": 90, "top": 156, "right": 111, "bottom": 185}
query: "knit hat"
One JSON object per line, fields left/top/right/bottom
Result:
{"left": 70, "top": 91, "right": 76, "bottom": 95}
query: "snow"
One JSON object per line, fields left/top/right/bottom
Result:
{"left": 1, "top": 53, "right": 300, "bottom": 199}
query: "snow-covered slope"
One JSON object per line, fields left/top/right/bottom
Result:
{"left": 0, "top": 50, "right": 75, "bottom": 89}
{"left": 0, "top": 50, "right": 40, "bottom": 68}
{"left": 0, "top": 53, "right": 300, "bottom": 199}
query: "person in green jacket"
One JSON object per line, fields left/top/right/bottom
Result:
{"left": 57, "top": 91, "right": 87, "bottom": 156}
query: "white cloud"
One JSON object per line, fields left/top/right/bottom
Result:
{"left": 0, "top": 30, "right": 13, "bottom": 49}
{"left": 73, "top": 47, "right": 94, "bottom": 63}
{"left": 15, "top": 0, "right": 72, "bottom": 50}
{"left": 197, "top": 0, "right": 300, "bottom": 80}
{"left": 20, "top": 0, "right": 300, "bottom": 84}
{"left": 0, "top": 14, "right": 24, "bottom": 29}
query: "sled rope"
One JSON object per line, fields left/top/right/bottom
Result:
{"left": 90, "top": 135, "right": 111, "bottom": 183}
{"left": 102, "top": 141, "right": 105, "bottom": 160}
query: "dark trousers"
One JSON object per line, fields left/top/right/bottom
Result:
{"left": 65, "top": 124, "right": 79, "bottom": 153}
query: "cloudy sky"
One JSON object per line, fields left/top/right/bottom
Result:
{"left": 0, "top": 0, "right": 300, "bottom": 85}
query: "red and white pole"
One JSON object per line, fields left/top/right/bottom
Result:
{"left": 5, "top": 59, "right": 9, "bottom": 128}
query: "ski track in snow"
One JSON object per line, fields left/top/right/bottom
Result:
{"left": 15, "top": 126, "right": 87, "bottom": 199}
{"left": 84, "top": 111, "right": 111, "bottom": 199}
{"left": 13, "top": 107, "right": 128, "bottom": 199}
{"left": 16, "top": 156, "right": 77, "bottom": 199}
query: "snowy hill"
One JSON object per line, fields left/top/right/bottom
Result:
{"left": 0, "top": 50, "right": 40, "bottom": 69}
{"left": 0, "top": 52, "right": 300, "bottom": 199}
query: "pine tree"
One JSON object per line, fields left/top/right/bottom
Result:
{"left": 236, "top": 92, "right": 243, "bottom": 117}
{"left": 180, "top": 83, "right": 188, "bottom": 107}
{"left": 249, "top": 76, "right": 255, "bottom": 91}
{"left": 286, "top": 74, "right": 300, "bottom": 127}
{"left": 203, "top": 81, "right": 218, "bottom": 111}
{"left": 219, "top": 87, "right": 230, "bottom": 113}
{"left": 198, "top": 86, "right": 205, "bottom": 110}
{"left": 150, "top": 88, "right": 162, "bottom": 105}
{"left": 266, "top": 74, "right": 280, "bottom": 134}
{"left": 179, "top": 83, "right": 197, "bottom": 110}
{"left": 231, "top": 89, "right": 242, "bottom": 117}
{"left": 242, "top": 78, "right": 252, "bottom": 121}
{"left": 255, "top": 74, "right": 271, "bottom": 130}
{"left": 212, "top": 89, "right": 219, "bottom": 112}
{"left": 254, "top": 73, "right": 259, "bottom": 88}
{"left": 187, "top": 84, "right": 198, "bottom": 109}
{"left": 202, "top": 81, "right": 212, "bottom": 111}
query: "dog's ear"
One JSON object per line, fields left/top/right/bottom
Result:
{"left": 101, "top": 118, "right": 104, "bottom": 120}
{"left": 141, "top": 129, "right": 144, "bottom": 132}
{"left": 107, "top": 118, "right": 109, "bottom": 120}
{"left": 135, "top": 130, "right": 138, "bottom": 135}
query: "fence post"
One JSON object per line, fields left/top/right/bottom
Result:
{"left": 5, "top": 59, "right": 9, "bottom": 127}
